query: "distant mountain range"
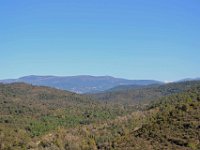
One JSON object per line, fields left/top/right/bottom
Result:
{"left": 177, "top": 77, "right": 200, "bottom": 82}
{"left": 0, "top": 75, "right": 163, "bottom": 93}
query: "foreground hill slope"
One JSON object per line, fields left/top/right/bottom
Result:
{"left": 134, "top": 86, "right": 200, "bottom": 149}
{"left": 37, "top": 85, "right": 199, "bottom": 150}
{"left": 0, "top": 82, "right": 199, "bottom": 149}
{"left": 0, "top": 83, "right": 135, "bottom": 150}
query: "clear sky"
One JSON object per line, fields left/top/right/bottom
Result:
{"left": 0, "top": 0, "right": 200, "bottom": 81}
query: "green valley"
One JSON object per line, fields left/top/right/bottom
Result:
{"left": 0, "top": 81, "right": 199, "bottom": 149}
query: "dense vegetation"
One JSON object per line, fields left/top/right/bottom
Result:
{"left": 0, "top": 83, "right": 136, "bottom": 149}
{"left": 135, "top": 87, "right": 200, "bottom": 150}
{"left": 91, "top": 81, "right": 200, "bottom": 104}
{"left": 0, "top": 81, "right": 199, "bottom": 149}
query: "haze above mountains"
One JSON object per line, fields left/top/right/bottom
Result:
{"left": 0, "top": 75, "right": 199, "bottom": 93}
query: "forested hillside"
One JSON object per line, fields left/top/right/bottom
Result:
{"left": 0, "top": 82, "right": 199, "bottom": 150}
{"left": 0, "top": 83, "right": 136, "bottom": 150}
{"left": 92, "top": 81, "right": 200, "bottom": 105}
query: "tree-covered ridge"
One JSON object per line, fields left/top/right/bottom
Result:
{"left": 0, "top": 82, "right": 199, "bottom": 149}
{"left": 0, "top": 83, "right": 136, "bottom": 149}
{"left": 92, "top": 81, "right": 200, "bottom": 104}
{"left": 134, "top": 86, "right": 200, "bottom": 149}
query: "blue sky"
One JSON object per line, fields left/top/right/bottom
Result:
{"left": 0, "top": 0, "right": 200, "bottom": 81}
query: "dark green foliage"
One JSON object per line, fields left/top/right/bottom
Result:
{"left": 0, "top": 82, "right": 199, "bottom": 149}
{"left": 0, "top": 83, "right": 136, "bottom": 149}
{"left": 135, "top": 86, "right": 200, "bottom": 150}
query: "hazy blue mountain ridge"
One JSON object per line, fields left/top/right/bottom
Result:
{"left": 0, "top": 75, "right": 163, "bottom": 93}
